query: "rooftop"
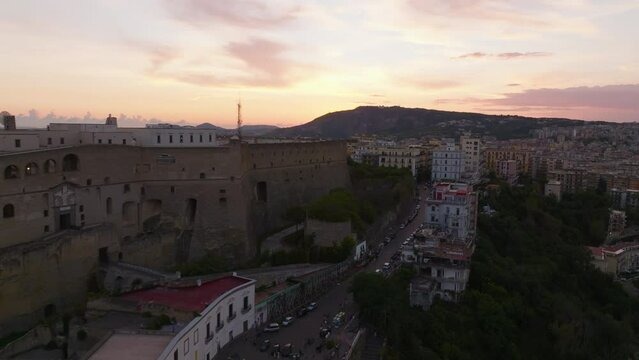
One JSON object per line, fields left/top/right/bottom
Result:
{"left": 121, "top": 275, "right": 251, "bottom": 313}
{"left": 87, "top": 332, "right": 173, "bottom": 360}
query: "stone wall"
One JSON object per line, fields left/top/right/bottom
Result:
{"left": 305, "top": 219, "right": 353, "bottom": 247}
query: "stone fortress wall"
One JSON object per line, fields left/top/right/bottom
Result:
{"left": 0, "top": 139, "right": 349, "bottom": 335}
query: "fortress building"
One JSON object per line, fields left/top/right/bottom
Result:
{"left": 0, "top": 112, "right": 349, "bottom": 335}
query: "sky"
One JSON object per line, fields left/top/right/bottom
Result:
{"left": 1, "top": 0, "right": 638, "bottom": 128}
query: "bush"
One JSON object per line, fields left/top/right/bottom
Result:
{"left": 76, "top": 329, "right": 87, "bottom": 341}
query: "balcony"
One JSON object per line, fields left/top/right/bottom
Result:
{"left": 241, "top": 305, "right": 252, "bottom": 314}
{"left": 216, "top": 321, "right": 224, "bottom": 331}
{"left": 227, "top": 312, "right": 237, "bottom": 322}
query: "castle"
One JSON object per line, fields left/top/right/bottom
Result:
{"left": 0, "top": 112, "right": 349, "bottom": 335}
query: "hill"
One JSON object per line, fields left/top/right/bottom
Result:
{"left": 196, "top": 123, "right": 279, "bottom": 136}
{"left": 271, "top": 106, "right": 585, "bottom": 139}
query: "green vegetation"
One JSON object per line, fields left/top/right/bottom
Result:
{"left": 145, "top": 314, "right": 172, "bottom": 330}
{"left": 270, "top": 235, "right": 356, "bottom": 266}
{"left": 0, "top": 331, "right": 27, "bottom": 349}
{"left": 76, "top": 329, "right": 87, "bottom": 341}
{"left": 353, "top": 184, "right": 639, "bottom": 360}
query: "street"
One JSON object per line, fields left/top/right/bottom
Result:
{"left": 219, "top": 186, "right": 428, "bottom": 359}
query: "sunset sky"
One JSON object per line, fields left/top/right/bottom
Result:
{"left": 1, "top": 0, "right": 638, "bottom": 128}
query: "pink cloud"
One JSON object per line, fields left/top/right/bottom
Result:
{"left": 165, "top": 0, "right": 299, "bottom": 28}
{"left": 454, "top": 52, "right": 551, "bottom": 60}
{"left": 437, "top": 84, "right": 639, "bottom": 122}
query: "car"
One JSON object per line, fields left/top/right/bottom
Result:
{"left": 307, "top": 302, "right": 318, "bottom": 311}
{"left": 374, "top": 269, "right": 381, "bottom": 274}
{"left": 402, "top": 241, "right": 408, "bottom": 246}
{"left": 333, "top": 312, "right": 346, "bottom": 328}
{"left": 259, "top": 339, "right": 271, "bottom": 352}
{"left": 319, "top": 327, "right": 331, "bottom": 339}
{"left": 297, "top": 307, "right": 308, "bottom": 317}
{"left": 383, "top": 262, "right": 391, "bottom": 269}
{"left": 399, "top": 224, "right": 405, "bottom": 229}
{"left": 282, "top": 316, "right": 294, "bottom": 326}
{"left": 264, "top": 323, "right": 280, "bottom": 332}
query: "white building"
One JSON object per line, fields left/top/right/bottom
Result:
{"left": 87, "top": 275, "right": 256, "bottom": 360}
{"left": 545, "top": 180, "right": 562, "bottom": 200}
{"left": 497, "top": 159, "right": 518, "bottom": 184}
{"left": 459, "top": 134, "right": 481, "bottom": 178}
{"left": 424, "top": 182, "right": 477, "bottom": 240}
{"left": 431, "top": 139, "right": 463, "bottom": 181}
{"left": 0, "top": 113, "right": 218, "bottom": 153}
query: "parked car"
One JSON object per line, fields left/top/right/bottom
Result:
{"left": 319, "top": 327, "right": 331, "bottom": 339}
{"left": 297, "top": 307, "right": 308, "bottom": 317}
{"left": 374, "top": 269, "right": 381, "bottom": 274}
{"left": 333, "top": 312, "right": 346, "bottom": 328}
{"left": 399, "top": 224, "right": 405, "bottom": 229}
{"left": 264, "top": 323, "right": 280, "bottom": 332}
{"left": 259, "top": 339, "right": 271, "bottom": 352}
{"left": 383, "top": 262, "right": 391, "bottom": 270}
{"left": 282, "top": 316, "right": 294, "bottom": 327}
{"left": 307, "top": 302, "right": 318, "bottom": 311}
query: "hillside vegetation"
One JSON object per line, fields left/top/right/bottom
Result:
{"left": 353, "top": 184, "right": 639, "bottom": 360}
{"left": 271, "top": 106, "right": 585, "bottom": 139}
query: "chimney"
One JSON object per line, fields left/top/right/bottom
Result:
{"left": 105, "top": 113, "right": 118, "bottom": 127}
{"left": 1, "top": 112, "right": 16, "bottom": 130}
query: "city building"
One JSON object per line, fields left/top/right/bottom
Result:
{"left": 431, "top": 139, "right": 463, "bottom": 181}
{"left": 611, "top": 188, "right": 639, "bottom": 210}
{"left": 497, "top": 159, "right": 518, "bottom": 184}
{"left": 608, "top": 210, "right": 627, "bottom": 240}
{"left": 86, "top": 274, "right": 256, "bottom": 360}
{"left": 587, "top": 242, "right": 639, "bottom": 278}
{"left": 459, "top": 133, "right": 481, "bottom": 178}
{"left": 378, "top": 146, "right": 428, "bottom": 177}
{"left": 547, "top": 169, "right": 586, "bottom": 193}
{"left": 402, "top": 182, "right": 477, "bottom": 310}
{"left": 484, "top": 148, "right": 532, "bottom": 175}
{"left": 0, "top": 113, "right": 349, "bottom": 336}
{"left": 545, "top": 180, "right": 562, "bottom": 200}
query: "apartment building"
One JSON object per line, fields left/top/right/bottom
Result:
{"left": 431, "top": 139, "right": 464, "bottom": 181}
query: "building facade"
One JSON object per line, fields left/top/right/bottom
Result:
{"left": 431, "top": 140, "right": 464, "bottom": 181}
{"left": 459, "top": 134, "right": 481, "bottom": 178}
{"left": 0, "top": 114, "right": 349, "bottom": 336}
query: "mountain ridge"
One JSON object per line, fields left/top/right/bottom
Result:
{"left": 270, "top": 106, "right": 597, "bottom": 139}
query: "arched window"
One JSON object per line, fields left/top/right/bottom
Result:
{"left": 62, "top": 154, "right": 79, "bottom": 171}
{"left": 4, "top": 165, "right": 18, "bottom": 179}
{"left": 44, "top": 159, "right": 56, "bottom": 173}
{"left": 3, "top": 204, "right": 15, "bottom": 218}
{"left": 25, "top": 162, "right": 39, "bottom": 176}
{"left": 106, "top": 197, "right": 112, "bottom": 215}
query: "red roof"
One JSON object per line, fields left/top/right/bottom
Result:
{"left": 121, "top": 276, "right": 250, "bottom": 312}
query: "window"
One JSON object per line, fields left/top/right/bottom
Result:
{"left": 179, "top": 134, "right": 183, "bottom": 143}
{"left": 199, "top": 134, "right": 203, "bottom": 143}
{"left": 199, "top": 173, "right": 205, "bottom": 179}
{"left": 25, "top": 162, "right": 38, "bottom": 176}
{"left": 169, "top": 135, "right": 173, "bottom": 143}
{"left": 183, "top": 339, "right": 189, "bottom": 355}
{"left": 122, "top": 139, "right": 127, "bottom": 145}
{"left": 123, "top": 184, "right": 130, "bottom": 193}
{"left": 106, "top": 198, "right": 112, "bottom": 215}
{"left": 243, "top": 296, "right": 249, "bottom": 309}
{"left": 206, "top": 322, "right": 211, "bottom": 339}
{"left": 219, "top": 197, "right": 227, "bottom": 204}
{"left": 98, "top": 139, "right": 103, "bottom": 144}
{"left": 228, "top": 303, "right": 234, "bottom": 317}
{"left": 3, "top": 204, "right": 15, "bottom": 218}
{"left": 171, "top": 186, "right": 175, "bottom": 194}
{"left": 79, "top": 205, "right": 84, "bottom": 212}
{"left": 44, "top": 210, "right": 48, "bottom": 217}
{"left": 209, "top": 134, "right": 212, "bottom": 142}
{"left": 256, "top": 182, "right": 267, "bottom": 202}
{"left": 62, "top": 154, "right": 79, "bottom": 171}
{"left": 4, "top": 165, "right": 18, "bottom": 179}
{"left": 216, "top": 313, "right": 221, "bottom": 327}
{"left": 108, "top": 139, "right": 112, "bottom": 144}
{"left": 219, "top": 189, "right": 226, "bottom": 194}
{"left": 86, "top": 179, "right": 92, "bottom": 186}
{"left": 44, "top": 225, "right": 49, "bottom": 232}
{"left": 173, "top": 350, "right": 178, "bottom": 360}
{"left": 15, "top": 139, "right": 21, "bottom": 148}
{"left": 157, "top": 135, "right": 161, "bottom": 144}
{"left": 47, "top": 137, "right": 52, "bottom": 145}
{"left": 194, "top": 329, "right": 199, "bottom": 345}
{"left": 190, "top": 135, "right": 193, "bottom": 143}
{"left": 80, "top": 214, "right": 85, "bottom": 221}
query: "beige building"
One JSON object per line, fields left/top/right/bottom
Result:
{"left": 460, "top": 134, "right": 481, "bottom": 178}
{"left": 0, "top": 114, "right": 349, "bottom": 336}
{"left": 497, "top": 159, "right": 518, "bottom": 184}
{"left": 485, "top": 148, "right": 532, "bottom": 175}
{"left": 378, "top": 146, "right": 428, "bottom": 177}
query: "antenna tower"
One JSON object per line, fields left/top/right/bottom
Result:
{"left": 237, "top": 99, "right": 242, "bottom": 140}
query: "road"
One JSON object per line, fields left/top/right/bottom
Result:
{"left": 219, "top": 186, "right": 428, "bottom": 360}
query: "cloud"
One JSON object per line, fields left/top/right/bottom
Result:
{"left": 454, "top": 52, "right": 551, "bottom": 60}
{"left": 437, "top": 84, "right": 639, "bottom": 121}
{"left": 165, "top": 0, "right": 299, "bottom": 28}
{"left": 15, "top": 109, "right": 179, "bottom": 128}
{"left": 507, "top": 83, "right": 520, "bottom": 87}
